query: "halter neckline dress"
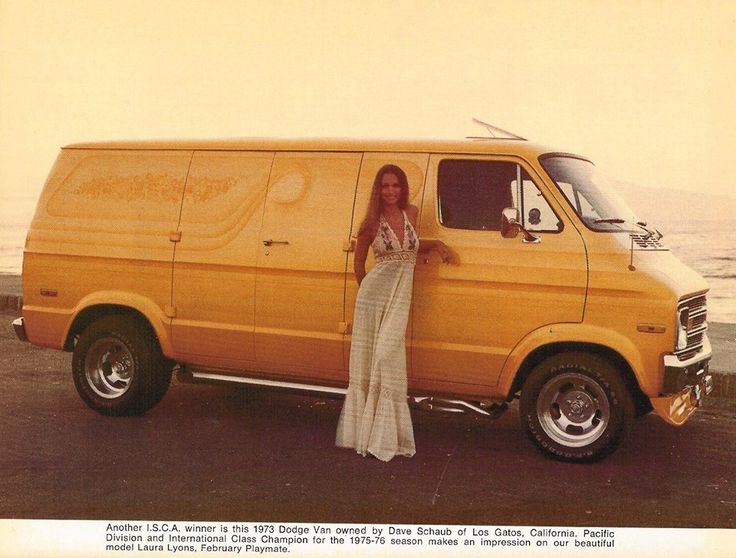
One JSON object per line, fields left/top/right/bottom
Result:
{"left": 336, "top": 210, "right": 419, "bottom": 461}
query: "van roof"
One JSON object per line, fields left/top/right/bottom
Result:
{"left": 63, "top": 137, "right": 569, "bottom": 159}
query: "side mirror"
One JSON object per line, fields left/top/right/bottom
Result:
{"left": 501, "top": 207, "right": 541, "bottom": 244}
{"left": 501, "top": 208, "right": 520, "bottom": 239}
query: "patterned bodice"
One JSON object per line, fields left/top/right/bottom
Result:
{"left": 372, "top": 210, "right": 418, "bottom": 264}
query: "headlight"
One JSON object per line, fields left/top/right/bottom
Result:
{"left": 676, "top": 307, "right": 689, "bottom": 351}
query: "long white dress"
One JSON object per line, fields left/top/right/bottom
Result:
{"left": 335, "top": 210, "right": 418, "bottom": 461}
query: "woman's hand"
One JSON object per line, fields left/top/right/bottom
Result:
{"left": 419, "top": 238, "right": 452, "bottom": 263}
{"left": 435, "top": 240, "right": 452, "bottom": 263}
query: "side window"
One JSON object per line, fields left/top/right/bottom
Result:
{"left": 512, "top": 169, "right": 563, "bottom": 232}
{"left": 438, "top": 159, "right": 515, "bottom": 230}
{"left": 438, "top": 159, "right": 561, "bottom": 232}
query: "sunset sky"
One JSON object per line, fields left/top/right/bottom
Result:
{"left": 1, "top": 0, "right": 734, "bottom": 200}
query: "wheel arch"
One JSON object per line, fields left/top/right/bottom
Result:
{"left": 63, "top": 297, "right": 172, "bottom": 359}
{"left": 507, "top": 341, "right": 652, "bottom": 416}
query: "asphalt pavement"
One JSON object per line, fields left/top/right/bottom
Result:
{"left": 1, "top": 310, "right": 735, "bottom": 528}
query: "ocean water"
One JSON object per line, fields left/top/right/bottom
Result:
{"left": 0, "top": 197, "right": 36, "bottom": 276}
{"left": 1, "top": 197, "right": 734, "bottom": 323}
{"left": 657, "top": 219, "right": 736, "bottom": 324}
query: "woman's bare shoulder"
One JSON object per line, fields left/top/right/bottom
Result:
{"left": 406, "top": 205, "right": 419, "bottom": 224}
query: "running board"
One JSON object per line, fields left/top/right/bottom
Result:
{"left": 178, "top": 366, "right": 348, "bottom": 396}
{"left": 178, "top": 366, "right": 508, "bottom": 419}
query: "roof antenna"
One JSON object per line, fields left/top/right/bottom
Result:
{"left": 469, "top": 118, "right": 527, "bottom": 140}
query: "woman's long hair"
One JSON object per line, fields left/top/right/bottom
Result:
{"left": 358, "top": 164, "right": 409, "bottom": 235}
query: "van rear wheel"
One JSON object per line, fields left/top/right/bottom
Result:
{"left": 519, "top": 352, "right": 634, "bottom": 462}
{"left": 72, "top": 315, "right": 171, "bottom": 416}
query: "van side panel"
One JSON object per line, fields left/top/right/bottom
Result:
{"left": 410, "top": 154, "right": 588, "bottom": 396}
{"left": 170, "top": 151, "right": 273, "bottom": 366}
{"left": 254, "top": 152, "right": 362, "bottom": 379}
{"left": 23, "top": 149, "right": 192, "bottom": 350}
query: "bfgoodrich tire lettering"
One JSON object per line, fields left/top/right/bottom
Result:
{"left": 519, "top": 352, "right": 635, "bottom": 462}
{"left": 72, "top": 315, "right": 171, "bottom": 416}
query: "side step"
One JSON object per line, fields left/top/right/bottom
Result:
{"left": 177, "top": 365, "right": 348, "bottom": 396}
{"left": 178, "top": 365, "right": 509, "bottom": 419}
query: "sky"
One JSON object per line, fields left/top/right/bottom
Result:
{"left": 1, "top": 0, "right": 735, "bottom": 201}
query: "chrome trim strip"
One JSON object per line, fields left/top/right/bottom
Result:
{"left": 664, "top": 336, "right": 712, "bottom": 373}
{"left": 689, "top": 306, "right": 707, "bottom": 317}
{"left": 185, "top": 370, "right": 507, "bottom": 419}
{"left": 189, "top": 371, "right": 348, "bottom": 396}
{"left": 675, "top": 295, "right": 708, "bottom": 359}
{"left": 686, "top": 325, "right": 708, "bottom": 338}
{"left": 678, "top": 293, "right": 707, "bottom": 306}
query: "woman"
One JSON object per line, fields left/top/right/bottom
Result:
{"left": 335, "top": 164, "right": 451, "bottom": 461}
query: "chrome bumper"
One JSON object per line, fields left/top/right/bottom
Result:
{"left": 651, "top": 335, "right": 712, "bottom": 425}
{"left": 12, "top": 317, "right": 28, "bottom": 342}
{"left": 662, "top": 334, "right": 713, "bottom": 401}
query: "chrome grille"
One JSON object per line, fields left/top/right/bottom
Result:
{"left": 676, "top": 294, "right": 708, "bottom": 361}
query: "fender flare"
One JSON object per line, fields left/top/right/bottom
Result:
{"left": 65, "top": 291, "right": 173, "bottom": 357}
{"left": 498, "top": 322, "right": 653, "bottom": 397}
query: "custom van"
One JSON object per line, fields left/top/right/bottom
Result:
{"left": 13, "top": 135, "right": 713, "bottom": 461}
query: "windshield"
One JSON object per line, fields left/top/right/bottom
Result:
{"left": 540, "top": 155, "right": 639, "bottom": 232}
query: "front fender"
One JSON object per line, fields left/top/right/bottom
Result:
{"left": 498, "top": 323, "right": 655, "bottom": 397}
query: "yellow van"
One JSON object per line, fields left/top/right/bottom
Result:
{"left": 13, "top": 136, "right": 713, "bottom": 461}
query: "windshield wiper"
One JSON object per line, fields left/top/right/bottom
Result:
{"left": 593, "top": 218, "right": 626, "bottom": 224}
{"left": 592, "top": 218, "right": 663, "bottom": 240}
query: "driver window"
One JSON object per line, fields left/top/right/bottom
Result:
{"left": 437, "top": 159, "right": 514, "bottom": 231}
{"left": 438, "top": 159, "right": 561, "bottom": 232}
{"left": 512, "top": 169, "right": 563, "bottom": 232}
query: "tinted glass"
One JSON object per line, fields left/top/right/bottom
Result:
{"left": 438, "top": 160, "right": 515, "bottom": 231}
{"left": 541, "top": 155, "right": 638, "bottom": 232}
{"left": 438, "top": 159, "right": 561, "bottom": 232}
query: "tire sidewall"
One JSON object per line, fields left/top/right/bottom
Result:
{"left": 520, "top": 352, "right": 634, "bottom": 462}
{"left": 72, "top": 315, "right": 160, "bottom": 416}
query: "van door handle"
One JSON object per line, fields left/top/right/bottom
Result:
{"left": 343, "top": 238, "right": 356, "bottom": 252}
{"left": 262, "top": 239, "right": 290, "bottom": 246}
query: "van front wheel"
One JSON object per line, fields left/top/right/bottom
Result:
{"left": 72, "top": 315, "right": 171, "bottom": 416}
{"left": 519, "top": 352, "right": 634, "bottom": 462}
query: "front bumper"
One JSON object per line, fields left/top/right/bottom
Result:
{"left": 651, "top": 335, "right": 713, "bottom": 426}
{"left": 12, "top": 317, "right": 28, "bottom": 342}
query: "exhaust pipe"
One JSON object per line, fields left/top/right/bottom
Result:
{"left": 410, "top": 396, "right": 508, "bottom": 419}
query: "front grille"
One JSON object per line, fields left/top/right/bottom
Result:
{"left": 675, "top": 294, "right": 708, "bottom": 361}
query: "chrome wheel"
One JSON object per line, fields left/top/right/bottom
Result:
{"left": 84, "top": 337, "right": 134, "bottom": 399}
{"left": 536, "top": 372, "right": 610, "bottom": 448}
{"left": 73, "top": 315, "right": 172, "bottom": 416}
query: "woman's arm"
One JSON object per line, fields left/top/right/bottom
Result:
{"left": 418, "top": 238, "right": 452, "bottom": 262}
{"left": 353, "top": 225, "right": 377, "bottom": 286}
{"left": 406, "top": 205, "right": 452, "bottom": 262}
